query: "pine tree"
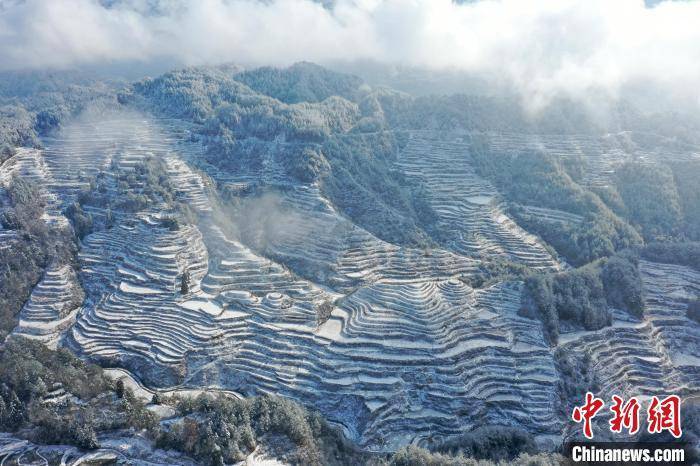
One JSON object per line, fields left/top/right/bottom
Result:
{"left": 105, "top": 207, "right": 114, "bottom": 229}
{"left": 74, "top": 423, "right": 100, "bottom": 450}
{"left": 115, "top": 379, "right": 125, "bottom": 399}
{"left": 70, "top": 412, "right": 100, "bottom": 450}
{"left": 180, "top": 270, "right": 191, "bottom": 295}
{"left": 0, "top": 396, "right": 7, "bottom": 428}
{"left": 6, "top": 391, "right": 25, "bottom": 428}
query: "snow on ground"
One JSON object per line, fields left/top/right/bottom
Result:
{"left": 9, "top": 112, "right": 694, "bottom": 452}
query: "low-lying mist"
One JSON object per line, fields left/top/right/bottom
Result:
{"left": 221, "top": 190, "right": 308, "bottom": 255}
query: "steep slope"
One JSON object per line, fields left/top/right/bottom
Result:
{"left": 3, "top": 64, "right": 698, "bottom": 457}
{"left": 13, "top": 265, "right": 83, "bottom": 346}
{"left": 394, "top": 131, "right": 560, "bottom": 269}
{"left": 555, "top": 259, "right": 700, "bottom": 441}
{"left": 3, "top": 111, "right": 559, "bottom": 451}
{"left": 0, "top": 144, "right": 79, "bottom": 342}
{"left": 7, "top": 101, "right": 695, "bottom": 452}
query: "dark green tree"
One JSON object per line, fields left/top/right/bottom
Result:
{"left": 70, "top": 413, "right": 100, "bottom": 450}
{"left": 181, "top": 270, "right": 191, "bottom": 295}
{"left": 602, "top": 252, "right": 644, "bottom": 317}
{"left": 115, "top": 379, "right": 125, "bottom": 399}
{"left": 0, "top": 396, "right": 7, "bottom": 427}
{"left": 6, "top": 390, "right": 25, "bottom": 428}
{"left": 615, "top": 162, "right": 682, "bottom": 240}
{"left": 105, "top": 207, "right": 114, "bottom": 229}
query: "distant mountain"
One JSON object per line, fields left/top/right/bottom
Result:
{"left": 235, "top": 62, "right": 364, "bottom": 104}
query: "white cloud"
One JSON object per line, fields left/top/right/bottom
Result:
{"left": 1, "top": 0, "right": 699, "bottom": 106}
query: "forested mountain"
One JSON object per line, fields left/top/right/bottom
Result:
{"left": 235, "top": 62, "right": 364, "bottom": 104}
{"left": 0, "top": 63, "right": 698, "bottom": 465}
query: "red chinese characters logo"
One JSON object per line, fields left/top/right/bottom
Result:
{"left": 572, "top": 392, "right": 605, "bottom": 439}
{"left": 609, "top": 395, "right": 641, "bottom": 435}
{"left": 647, "top": 395, "right": 682, "bottom": 438}
{"left": 572, "top": 394, "right": 682, "bottom": 439}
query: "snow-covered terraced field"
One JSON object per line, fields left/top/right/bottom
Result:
{"left": 0, "top": 432, "right": 199, "bottom": 465}
{"left": 515, "top": 205, "right": 584, "bottom": 225}
{"left": 245, "top": 184, "right": 481, "bottom": 292}
{"left": 484, "top": 132, "right": 629, "bottom": 188}
{"left": 395, "top": 132, "right": 560, "bottom": 270}
{"left": 558, "top": 315, "right": 675, "bottom": 414}
{"left": 316, "top": 280, "right": 560, "bottom": 448}
{"left": 183, "top": 278, "right": 562, "bottom": 449}
{"left": 72, "top": 213, "right": 217, "bottom": 370}
{"left": 0, "top": 147, "right": 67, "bottom": 226}
{"left": 556, "top": 260, "right": 700, "bottom": 440}
{"left": 20, "top": 114, "right": 561, "bottom": 448}
{"left": 0, "top": 227, "right": 18, "bottom": 250}
{"left": 0, "top": 141, "right": 87, "bottom": 348}
{"left": 640, "top": 260, "right": 700, "bottom": 391}
{"left": 7, "top": 111, "right": 697, "bottom": 452}
{"left": 40, "top": 116, "right": 181, "bottom": 200}
{"left": 14, "top": 265, "right": 83, "bottom": 347}
{"left": 482, "top": 130, "right": 700, "bottom": 188}
{"left": 188, "top": 139, "right": 481, "bottom": 292}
